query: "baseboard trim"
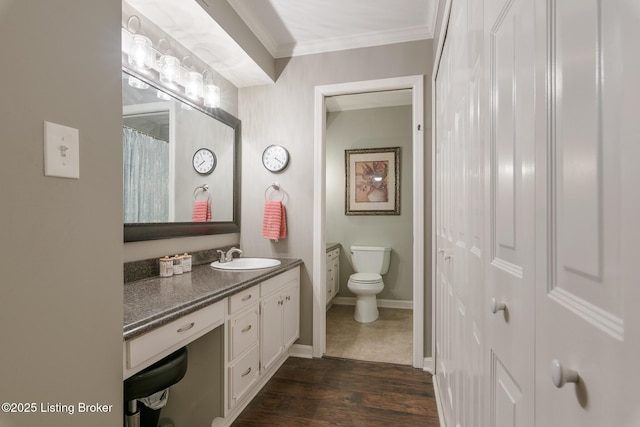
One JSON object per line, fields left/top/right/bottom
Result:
{"left": 422, "top": 357, "right": 434, "bottom": 374}
{"left": 432, "top": 374, "right": 448, "bottom": 427}
{"left": 289, "top": 344, "right": 313, "bottom": 359}
{"left": 332, "top": 297, "right": 413, "bottom": 310}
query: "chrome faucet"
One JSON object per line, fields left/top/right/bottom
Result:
{"left": 217, "top": 247, "right": 243, "bottom": 263}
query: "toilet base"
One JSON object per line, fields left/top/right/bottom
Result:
{"left": 354, "top": 295, "right": 379, "bottom": 323}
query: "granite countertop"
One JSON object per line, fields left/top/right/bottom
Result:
{"left": 124, "top": 258, "right": 303, "bottom": 341}
{"left": 326, "top": 243, "right": 341, "bottom": 252}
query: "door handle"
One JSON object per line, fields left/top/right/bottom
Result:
{"left": 490, "top": 298, "right": 506, "bottom": 314}
{"left": 551, "top": 359, "right": 579, "bottom": 388}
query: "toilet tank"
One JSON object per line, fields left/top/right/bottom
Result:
{"left": 350, "top": 246, "right": 392, "bottom": 274}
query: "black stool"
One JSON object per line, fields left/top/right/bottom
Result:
{"left": 124, "top": 347, "right": 188, "bottom": 427}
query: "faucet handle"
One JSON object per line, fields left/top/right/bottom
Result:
{"left": 216, "top": 249, "right": 226, "bottom": 263}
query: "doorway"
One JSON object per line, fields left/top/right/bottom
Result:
{"left": 312, "top": 75, "right": 427, "bottom": 369}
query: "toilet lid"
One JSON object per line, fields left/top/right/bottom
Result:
{"left": 350, "top": 273, "right": 382, "bottom": 283}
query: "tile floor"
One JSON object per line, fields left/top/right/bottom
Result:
{"left": 325, "top": 304, "right": 413, "bottom": 365}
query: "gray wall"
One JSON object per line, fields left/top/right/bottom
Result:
{"left": 238, "top": 39, "right": 433, "bottom": 349}
{"left": 326, "top": 106, "right": 414, "bottom": 301}
{"left": 0, "top": 1, "right": 123, "bottom": 426}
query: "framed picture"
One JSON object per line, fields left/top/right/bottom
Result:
{"left": 345, "top": 147, "right": 400, "bottom": 215}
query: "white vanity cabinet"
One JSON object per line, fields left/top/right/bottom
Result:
{"left": 326, "top": 247, "right": 340, "bottom": 306}
{"left": 260, "top": 278, "right": 299, "bottom": 372}
{"left": 123, "top": 300, "right": 225, "bottom": 380}
{"left": 226, "top": 285, "right": 260, "bottom": 410}
{"left": 223, "top": 266, "right": 300, "bottom": 418}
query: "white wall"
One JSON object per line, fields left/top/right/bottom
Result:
{"left": 239, "top": 40, "right": 432, "bottom": 347}
{"left": 326, "top": 106, "right": 414, "bottom": 301}
{"left": 0, "top": 1, "right": 123, "bottom": 426}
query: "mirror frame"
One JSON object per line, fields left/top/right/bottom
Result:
{"left": 122, "top": 66, "right": 241, "bottom": 242}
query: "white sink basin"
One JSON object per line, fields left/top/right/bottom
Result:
{"left": 210, "top": 258, "right": 281, "bottom": 270}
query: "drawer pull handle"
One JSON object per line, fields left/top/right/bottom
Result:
{"left": 241, "top": 294, "right": 252, "bottom": 302}
{"left": 241, "top": 324, "right": 252, "bottom": 333}
{"left": 241, "top": 367, "right": 252, "bottom": 377}
{"left": 177, "top": 322, "right": 195, "bottom": 333}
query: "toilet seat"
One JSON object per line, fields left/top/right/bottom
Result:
{"left": 349, "top": 273, "right": 382, "bottom": 283}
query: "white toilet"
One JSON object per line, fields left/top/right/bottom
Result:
{"left": 347, "top": 246, "right": 392, "bottom": 323}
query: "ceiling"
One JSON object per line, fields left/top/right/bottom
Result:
{"left": 123, "top": 0, "right": 437, "bottom": 87}
{"left": 228, "top": 0, "right": 438, "bottom": 58}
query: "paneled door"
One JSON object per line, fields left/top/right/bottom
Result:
{"left": 534, "top": 0, "right": 640, "bottom": 425}
{"left": 434, "top": 0, "right": 486, "bottom": 425}
{"left": 484, "top": 0, "right": 536, "bottom": 424}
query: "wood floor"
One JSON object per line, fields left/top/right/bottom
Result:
{"left": 231, "top": 356, "right": 440, "bottom": 427}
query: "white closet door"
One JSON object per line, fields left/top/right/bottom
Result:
{"left": 534, "top": 0, "right": 640, "bottom": 425}
{"left": 484, "top": 0, "right": 536, "bottom": 425}
{"left": 434, "top": 0, "right": 486, "bottom": 426}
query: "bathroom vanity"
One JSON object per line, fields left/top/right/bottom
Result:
{"left": 326, "top": 243, "right": 340, "bottom": 307}
{"left": 123, "top": 259, "right": 301, "bottom": 426}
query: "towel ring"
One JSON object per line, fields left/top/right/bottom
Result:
{"left": 193, "top": 184, "right": 210, "bottom": 202}
{"left": 264, "top": 183, "right": 285, "bottom": 202}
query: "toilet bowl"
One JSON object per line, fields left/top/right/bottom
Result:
{"left": 347, "top": 246, "right": 391, "bottom": 323}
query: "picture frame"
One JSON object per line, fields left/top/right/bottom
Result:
{"left": 345, "top": 147, "right": 400, "bottom": 215}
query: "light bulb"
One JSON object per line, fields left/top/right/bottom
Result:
{"left": 185, "top": 71, "right": 203, "bottom": 100}
{"left": 159, "top": 55, "right": 181, "bottom": 87}
{"left": 204, "top": 84, "right": 220, "bottom": 108}
{"left": 128, "top": 35, "right": 153, "bottom": 70}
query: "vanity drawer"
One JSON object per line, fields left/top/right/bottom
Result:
{"left": 229, "top": 285, "right": 259, "bottom": 315}
{"left": 126, "top": 300, "right": 225, "bottom": 371}
{"left": 229, "top": 307, "right": 259, "bottom": 360}
{"left": 261, "top": 266, "right": 300, "bottom": 297}
{"left": 229, "top": 345, "right": 259, "bottom": 408}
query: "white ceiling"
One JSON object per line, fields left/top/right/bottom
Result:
{"left": 228, "top": 0, "right": 438, "bottom": 58}
{"left": 123, "top": 0, "right": 437, "bottom": 87}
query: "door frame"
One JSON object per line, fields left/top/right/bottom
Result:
{"left": 312, "top": 75, "right": 426, "bottom": 369}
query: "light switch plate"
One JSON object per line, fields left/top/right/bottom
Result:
{"left": 44, "top": 121, "right": 79, "bottom": 179}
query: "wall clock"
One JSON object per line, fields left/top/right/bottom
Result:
{"left": 262, "top": 144, "right": 290, "bottom": 173}
{"left": 192, "top": 148, "right": 216, "bottom": 175}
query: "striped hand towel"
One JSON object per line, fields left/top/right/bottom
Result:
{"left": 262, "top": 200, "right": 287, "bottom": 241}
{"left": 192, "top": 200, "right": 211, "bottom": 222}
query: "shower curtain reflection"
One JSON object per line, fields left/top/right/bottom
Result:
{"left": 123, "top": 127, "right": 170, "bottom": 223}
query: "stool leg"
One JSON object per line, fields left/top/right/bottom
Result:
{"left": 125, "top": 400, "right": 140, "bottom": 427}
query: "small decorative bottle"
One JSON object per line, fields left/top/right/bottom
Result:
{"left": 159, "top": 256, "right": 173, "bottom": 277}
{"left": 172, "top": 255, "right": 183, "bottom": 275}
{"left": 182, "top": 253, "right": 192, "bottom": 272}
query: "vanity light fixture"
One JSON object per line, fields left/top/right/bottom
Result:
{"left": 185, "top": 71, "right": 204, "bottom": 100}
{"left": 125, "top": 17, "right": 153, "bottom": 71}
{"left": 203, "top": 71, "right": 220, "bottom": 108}
{"left": 159, "top": 54, "right": 181, "bottom": 87}
{"left": 204, "top": 83, "right": 220, "bottom": 108}
{"left": 128, "top": 35, "right": 154, "bottom": 70}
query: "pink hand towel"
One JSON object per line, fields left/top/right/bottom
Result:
{"left": 192, "top": 200, "right": 211, "bottom": 222}
{"left": 262, "top": 200, "right": 287, "bottom": 241}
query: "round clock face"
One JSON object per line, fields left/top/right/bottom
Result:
{"left": 262, "top": 145, "right": 289, "bottom": 172}
{"left": 192, "top": 148, "right": 216, "bottom": 175}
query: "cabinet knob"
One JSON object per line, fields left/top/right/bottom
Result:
{"left": 286, "top": 295, "right": 291, "bottom": 301}
{"left": 490, "top": 298, "right": 506, "bottom": 314}
{"left": 551, "top": 359, "right": 579, "bottom": 388}
{"left": 278, "top": 300, "right": 283, "bottom": 306}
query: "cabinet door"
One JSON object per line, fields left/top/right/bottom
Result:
{"left": 330, "top": 257, "right": 339, "bottom": 297}
{"left": 260, "top": 292, "right": 282, "bottom": 372}
{"left": 282, "top": 281, "right": 300, "bottom": 349}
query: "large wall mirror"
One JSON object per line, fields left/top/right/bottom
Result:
{"left": 122, "top": 68, "right": 240, "bottom": 242}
